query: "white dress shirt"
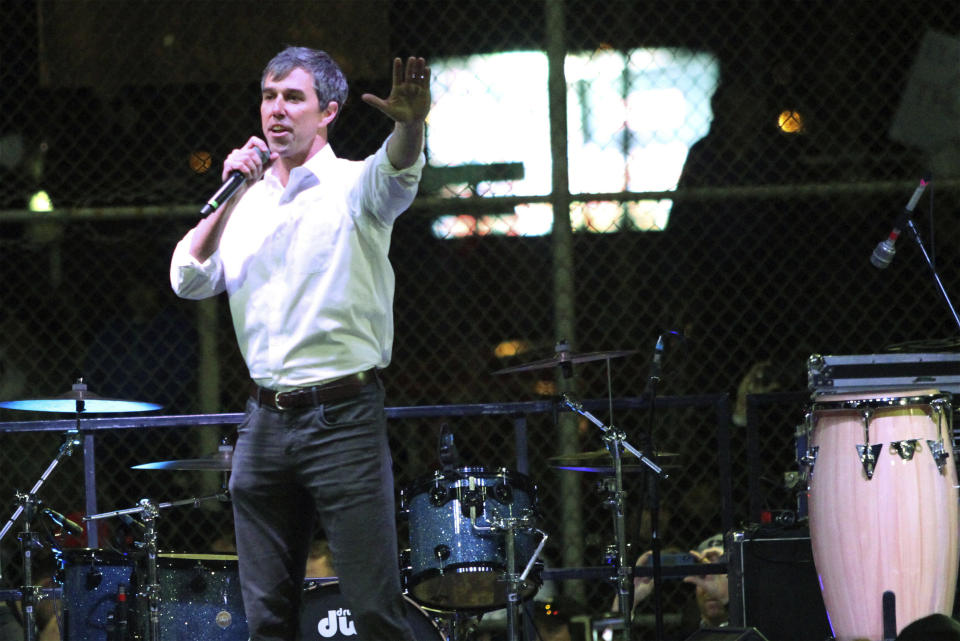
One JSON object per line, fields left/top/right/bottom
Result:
{"left": 170, "top": 138, "right": 424, "bottom": 391}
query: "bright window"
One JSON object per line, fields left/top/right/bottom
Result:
{"left": 426, "top": 48, "right": 719, "bottom": 237}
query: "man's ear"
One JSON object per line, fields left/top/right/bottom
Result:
{"left": 320, "top": 101, "right": 339, "bottom": 129}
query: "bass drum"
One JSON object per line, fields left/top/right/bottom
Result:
{"left": 299, "top": 580, "right": 442, "bottom": 640}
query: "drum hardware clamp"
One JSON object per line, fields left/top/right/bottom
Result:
{"left": 471, "top": 510, "right": 547, "bottom": 641}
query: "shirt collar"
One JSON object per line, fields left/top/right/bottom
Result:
{"left": 268, "top": 143, "right": 337, "bottom": 205}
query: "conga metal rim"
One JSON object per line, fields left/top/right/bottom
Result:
{"left": 812, "top": 388, "right": 951, "bottom": 412}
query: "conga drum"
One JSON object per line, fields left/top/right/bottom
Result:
{"left": 807, "top": 389, "right": 959, "bottom": 641}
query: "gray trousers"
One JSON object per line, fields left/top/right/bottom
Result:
{"left": 229, "top": 377, "right": 414, "bottom": 641}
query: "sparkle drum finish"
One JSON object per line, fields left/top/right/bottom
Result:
{"left": 60, "top": 549, "right": 137, "bottom": 641}
{"left": 155, "top": 553, "right": 247, "bottom": 641}
{"left": 401, "top": 466, "right": 541, "bottom": 611}
{"left": 807, "top": 389, "right": 959, "bottom": 641}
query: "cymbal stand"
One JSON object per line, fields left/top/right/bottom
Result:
{"left": 138, "top": 499, "right": 161, "bottom": 641}
{"left": 471, "top": 509, "right": 546, "bottom": 641}
{"left": 561, "top": 394, "right": 666, "bottom": 641}
{"left": 85, "top": 490, "right": 230, "bottom": 641}
{"left": 0, "top": 429, "right": 81, "bottom": 641}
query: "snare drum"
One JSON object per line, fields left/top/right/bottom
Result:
{"left": 807, "top": 389, "right": 959, "bottom": 641}
{"left": 401, "top": 466, "right": 541, "bottom": 611}
{"left": 59, "top": 549, "right": 137, "bottom": 641}
{"left": 299, "top": 580, "right": 442, "bottom": 640}
{"left": 156, "top": 553, "right": 247, "bottom": 641}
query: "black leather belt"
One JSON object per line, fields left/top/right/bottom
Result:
{"left": 249, "top": 369, "right": 377, "bottom": 410}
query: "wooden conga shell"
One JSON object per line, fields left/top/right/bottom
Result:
{"left": 808, "top": 390, "right": 959, "bottom": 641}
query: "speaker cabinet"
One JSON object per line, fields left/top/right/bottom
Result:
{"left": 685, "top": 628, "right": 770, "bottom": 640}
{"left": 726, "top": 528, "right": 831, "bottom": 641}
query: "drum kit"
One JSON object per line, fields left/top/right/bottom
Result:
{"left": 0, "top": 344, "right": 660, "bottom": 641}
{"left": 4, "top": 345, "right": 960, "bottom": 641}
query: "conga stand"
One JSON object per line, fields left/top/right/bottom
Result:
{"left": 0, "top": 429, "right": 82, "bottom": 641}
{"left": 561, "top": 394, "right": 667, "bottom": 641}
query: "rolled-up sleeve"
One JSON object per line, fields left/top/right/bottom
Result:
{"left": 169, "top": 229, "right": 226, "bottom": 299}
{"left": 361, "top": 136, "right": 425, "bottom": 226}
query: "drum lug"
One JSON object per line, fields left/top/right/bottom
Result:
{"left": 857, "top": 443, "right": 883, "bottom": 480}
{"left": 857, "top": 407, "right": 882, "bottom": 480}
{"left": 927, "top": 439, "right": 951, "bottom": 473}
{"left": 800, "top": 446, "right": 819, "bottom": 473}
{"left": 460, "top": 488, "right": 485, "bottom": 519}
{"left": 494, "top": 483, "right": 514, "bottom": 505}
{"left": 890, "top": 439, "right": 920, "bottom": 461}
{"left": 800, "top": 445, "right": 819, "bottom": 489}
{"left": 429, "top": 485, "right": 449, "bottom": 507}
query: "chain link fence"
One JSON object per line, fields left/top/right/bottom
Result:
{"left": 2, "top": 0, "right": 959, "bottom": 630}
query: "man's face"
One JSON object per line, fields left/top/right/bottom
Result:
{"left": 696, "top": 574, "right": 729, "bottom": 626}
{"left": 260, "top": 67, "right": 332, "bottom": 164}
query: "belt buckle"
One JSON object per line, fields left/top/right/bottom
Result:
{"left": 273, "top": 390, "right": 288, "bottom": 411}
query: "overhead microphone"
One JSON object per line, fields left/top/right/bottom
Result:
{"left": 199, "top": 147, "right": 271, "bottom": 217}
{"left": 118, "top": 513, "right": 146, "bottom": 534}
{"left": 648, "top": 335, "right": 666, "bottom": 383}
{"left": 870, "top": 174, "right": 931, "bottom": 269}
{"left": 42, "top": 508, "right": 84, "bottom": 536}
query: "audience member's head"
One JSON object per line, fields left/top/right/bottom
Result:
{"left": 896, "top": 614, "right": 960, "bottom": 641}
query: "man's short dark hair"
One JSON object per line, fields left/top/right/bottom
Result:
{"left": 262, "top": 46, "right": 348, "bottom": 123}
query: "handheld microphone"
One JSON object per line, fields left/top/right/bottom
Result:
{"left": 199, "top": 147, "right": 270, "bottom": 216}
{"left": 43, "top": 508, "right": 83, "bottom": 536}
{"left": 870, "top": 174, "right": 931, "bottom": 269}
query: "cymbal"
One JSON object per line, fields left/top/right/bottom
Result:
{"left": 492, "top": 349, "right": 639, "bottom": 375}
{"left": 133, "top": 447, "right": 233, "bottom": 472}
{"left": 548, "top": 449, "right": 678, "bottom": 474}
{"left": 0, "top": 381, "right": 162, "bottom": 413}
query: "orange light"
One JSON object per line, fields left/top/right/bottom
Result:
{"left": 494, "top": 340, "right": 532, "bottom": 359}
{"left": 189, "top": 150, "right": 213, "bottom": 174}
{"left": 777, "top": 110, "right": 804, "bottom": 134}
{"left": 533, "top": 380, "right": 557, "bottom": 396}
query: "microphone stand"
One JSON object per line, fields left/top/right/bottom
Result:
{"left": 643, "top": 364, "right": 666, "bottom": 641}
{"left": 561, "top": 395, "right": 667, "bottom": 641}
{"left": 903, "top": 217, "right": 960, "bottom": 333}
